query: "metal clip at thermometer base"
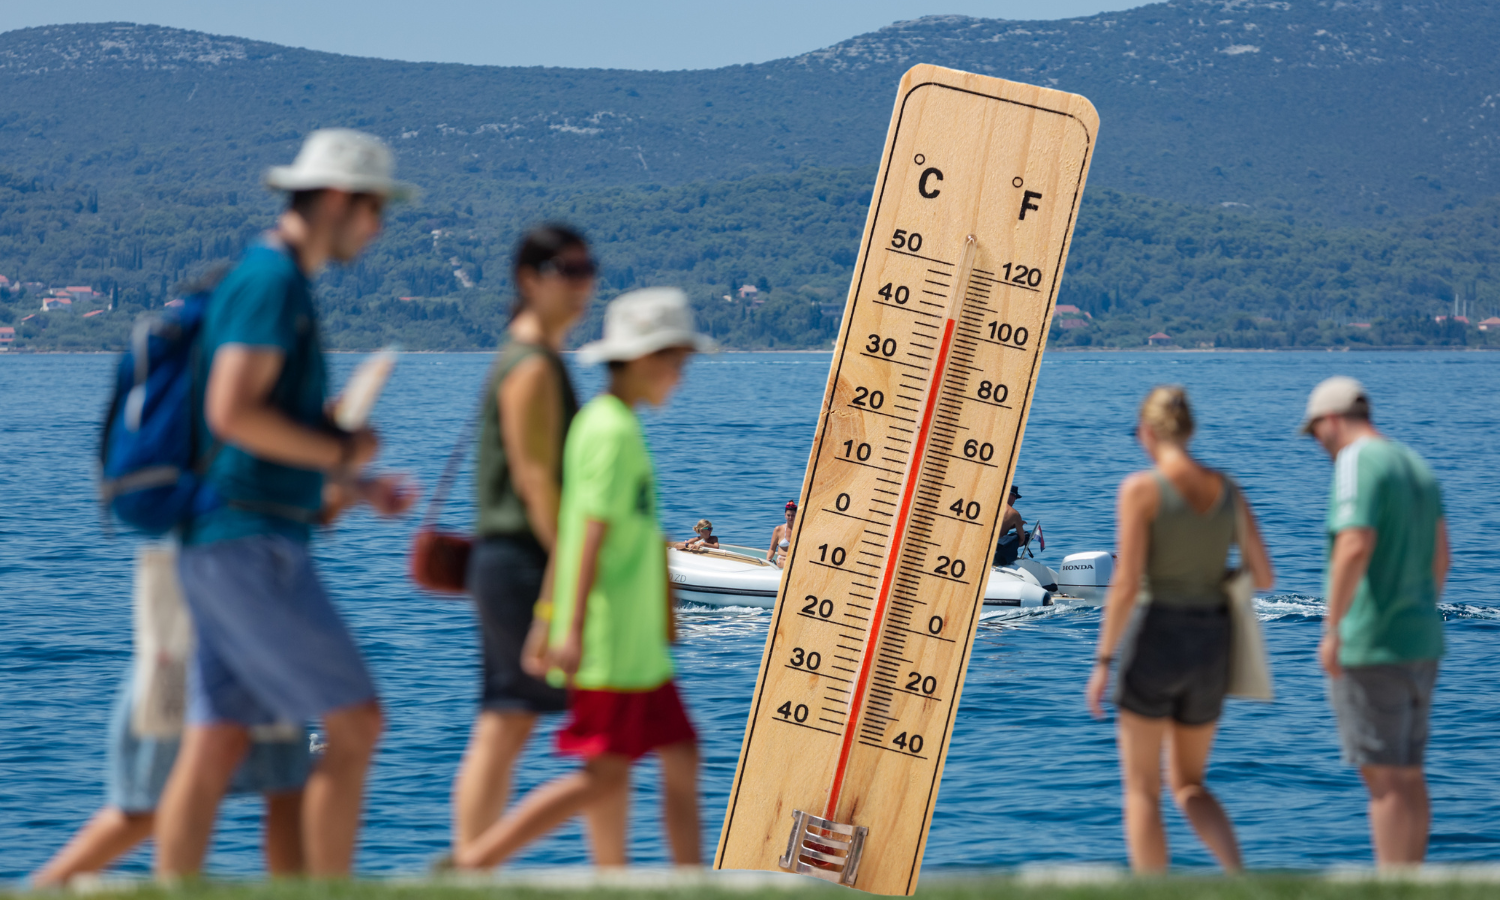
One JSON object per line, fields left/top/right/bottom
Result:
{"left": 779, "top": 810, "right": 869, "bottom": 885}
{"left": 715, "top": 63, "right": 1097, "bottom": 896}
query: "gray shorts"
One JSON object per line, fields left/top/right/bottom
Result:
{"left": 1329, "top": 660, "right": 1438, "bottom": 768}
{"left": 178, "top": 535, "right": 378, "bottom": 726}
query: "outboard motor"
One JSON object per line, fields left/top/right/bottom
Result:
{"left": 1057, "top": 551, "right": 1114, "bottom": 604}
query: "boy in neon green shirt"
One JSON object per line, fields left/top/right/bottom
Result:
{"left": 456, "top": 287, "right": 714, "bottom": 870}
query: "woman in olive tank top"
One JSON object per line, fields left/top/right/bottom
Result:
{"left": 451, "top": 226, "right": 596, "bottom": 858}
{"left": 1086, "top": 386, "right": 1275, "bottom": 874}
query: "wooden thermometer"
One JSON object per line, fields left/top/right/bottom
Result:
{"left": 714, "top": 65, "right": 1097, "bottom": 896}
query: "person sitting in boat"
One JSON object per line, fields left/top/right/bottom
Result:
{"left": 767, "top": 500, "right": 797, "bottom": 567}
{"left": 675, "top": 519, "right": 720, "bottom": 552}
{"left": 993, "top": 484, "right": 1030, "bottom": 567}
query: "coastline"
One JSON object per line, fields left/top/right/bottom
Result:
{"left": 5, "top": 346, "right": 1498, "bottom": 356}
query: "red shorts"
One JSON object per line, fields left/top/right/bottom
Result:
{"left": 556, "top": 680, "right": 697, "bottom": 761}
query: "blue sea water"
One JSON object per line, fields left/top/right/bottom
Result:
{"left": 0, "top": 349, "right": 1496, "bottom": 880}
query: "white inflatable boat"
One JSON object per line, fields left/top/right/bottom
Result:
{"left": 667, "top": 544, "right": 1112, "bottom": 609}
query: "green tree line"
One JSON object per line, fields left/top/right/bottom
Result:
{"left": 2, "top": 167, "right": 1498, "bottom": 352}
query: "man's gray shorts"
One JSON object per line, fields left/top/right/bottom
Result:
{"left": 1329, "top": 660, "right": 1438, "bottom": 768}
{"left": 178, "top": 535, "right": 378, "bottom": 727}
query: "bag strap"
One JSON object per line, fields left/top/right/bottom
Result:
{"left": 419, "top": 361, "right": 499, "bottom": 531}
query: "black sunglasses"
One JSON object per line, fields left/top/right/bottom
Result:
{"left": 538, "top": 258, "right": 598, "bottom": 280}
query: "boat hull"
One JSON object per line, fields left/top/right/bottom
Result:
{"left": 668, "top": 546, "right": 1071, "bottom": 610}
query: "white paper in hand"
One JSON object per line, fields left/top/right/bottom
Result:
{"left": 334, "top": 347, "right": 397, "bottom": 431}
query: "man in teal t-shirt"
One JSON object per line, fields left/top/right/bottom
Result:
{"left": 1301, "top": 376, "right": 1449, "bottom": 868}
{"left": 158, "top": 130, "right": 416, "bottom": 878}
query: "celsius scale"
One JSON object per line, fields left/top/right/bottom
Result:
{"left": 714, "top": 64, "right": 1098, "bottom": 895}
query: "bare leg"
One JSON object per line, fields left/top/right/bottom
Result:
{"left": 302, "top": 700, "right": 382, "bottom": 876}
{"left": 657, "top": 741, "right": 701, "bottom": 866}
{"left": 1116, "top": 710, "right": 1168, "bottom": 873}
{"left": 154, "top": 724, "right": 251, "bottom": 877}
{"left": 456, "top": 753, "right": 632, "bottom": 869}
{"left": 1363, "top": 764, "right": 1429, "bottom": 867}
{"left": 32, "top": 808, "right": 155, "bottom": 887}
{"left": 1166, "top": 721, "right": 1241, "bottom": 872}
{"left": 584, "top": 762, "right": 630, "bottom": 867}
{"left": 263, "top": 790, "right": 305, "bottom": 875}
{"left": 452, "top": 711, "right": 539, "bottom": 850}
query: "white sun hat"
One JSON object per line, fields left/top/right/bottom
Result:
{"left": 1298, "top": 375, "right": 1370, "bottom": 434}
{"left": 264, "top": 128, "right": 417, "bottom": 201}
{"left": 576, "top": 287, "right": 717, "bottom": 364}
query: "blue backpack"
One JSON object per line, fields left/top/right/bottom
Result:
{"left": 99, "top": 289, "right": 221, "bottom": 535}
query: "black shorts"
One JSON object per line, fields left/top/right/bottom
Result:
{"left": 469, "top": 535, "right": 567, "bottom": 714}
{"left": 1115, "top": 604, "right": 1230, "bottom": 726}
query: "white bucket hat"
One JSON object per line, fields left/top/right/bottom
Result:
{"left": 1298, "top": 375, "right": 1370, "bottom": 434}
{"left": 264, "top": 128, "right": 417, "bottom": 201}
{"left": 576, "top": 287, "right": 717, "bottom": 364}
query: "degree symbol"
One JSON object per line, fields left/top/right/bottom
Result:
{"left": 1012, "top": 176, "right": 1024, "bottom": 188}
{"left": 914, "top": 154, "right": 926, "bottom": 165}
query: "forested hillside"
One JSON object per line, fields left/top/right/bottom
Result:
{"left": 4, "top": 167, "right": 1496, "bottom": 352}
{"left": 4, "top": 3, "right": 1500, "bottom": 351}
{"left": 4, "top": 2, "right": 1500, "bottom": 221}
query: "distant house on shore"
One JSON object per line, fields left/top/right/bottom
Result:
{"left": 1147, "top": 331, "right": 1172, "bottom": 346}
{"left": 41, "top": 297, "right": 73, "bottom": 311}
{"left": 1479, "top": 317, "right": 1500, "bottom": 332}
{"left": 1434, "top": 315, "right": 1471, "bottom": 325}
{"left": 1053, "top": 304, "right": 1092, "bottom": 319}
{"left": 64, "top": 286, "right": 97, "bottom": 301}
{"left": 738, "top": 284, "right": 759, "bottom": 299}
{"left": 0, "top": 326, "right": 14, "bottom": 348}
{"left": 83, "top": 309, "right": 105, "bottom": 318}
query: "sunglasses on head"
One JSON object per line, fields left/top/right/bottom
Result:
{"left": 537, "top": 258, "right": 598, "bottom": 280}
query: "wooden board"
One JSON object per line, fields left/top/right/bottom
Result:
{"left": 713, "top": 64, "right": 1098, "bottom": 896}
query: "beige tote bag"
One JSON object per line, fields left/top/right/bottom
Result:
{"left": 131, "top": 545, "right": 193, "bottom": 737}
{"left": 1224, "top": 568, "right": 1274, "bottom": 701}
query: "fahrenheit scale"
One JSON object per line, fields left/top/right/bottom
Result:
{"left": 714, "top": 65, "right": 1098, "bottom": 896}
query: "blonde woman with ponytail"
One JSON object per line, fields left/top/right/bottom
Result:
{"left": 1085, "top": 386, "right": 1274, "bottom": 873}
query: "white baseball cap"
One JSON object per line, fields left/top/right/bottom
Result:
{"left": 264, "top": 129, "right": 417, "bottom": 201}
{"left": 1299, "top": 376, "right": 1370, "bottom": 434}
{"left": 576, "top": 287, "right": 717, "bottom": 364}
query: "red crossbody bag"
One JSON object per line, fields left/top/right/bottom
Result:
{"left": 408, "top": 378, "right": 488, "bottom": 595}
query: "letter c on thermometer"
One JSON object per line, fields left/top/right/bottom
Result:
{"left": 918, "top": 167, "right": 944, "bottom": 199}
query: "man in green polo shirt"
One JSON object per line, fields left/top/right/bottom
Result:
{"left": 1301, "top": 376, "right": 1449, "bottom": 867}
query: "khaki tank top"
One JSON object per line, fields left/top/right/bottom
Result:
{"left": 475, "top": 340, "right": 578, "bottom": 538}
{"left": 1138, "top": 470, "right": 1239, "bottom": 609}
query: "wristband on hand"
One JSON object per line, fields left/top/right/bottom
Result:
{"left": 1095, "top": 655, "right": 1113, "bottom": 667}
{"left": 533, "top": 600, "right": 553, "bottom": 623}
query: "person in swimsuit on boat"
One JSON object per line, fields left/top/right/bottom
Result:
{"left": 767, "top": 500, "right": 796, "bottom": 567}
{"left": 675, "top": 519, "right": 719, "bottom": 551}
{"left": 993, "top": 484, "right": 1030, "bottom": 566}
{"left": 450, "top": 224, "right": 595, "bottom": 861}
{"left": 1085, "top": 385, "right": 1275, "bottom": 874}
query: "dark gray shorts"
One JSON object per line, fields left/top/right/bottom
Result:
{"left": 470, "top": 535, "right": 567, "bottom": 714}
{"left": 1330, "top": 660, "right": 1438, "bottom": 768}
{"left": 1115, "top": 604, "right": 1230, "bottom": 726}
